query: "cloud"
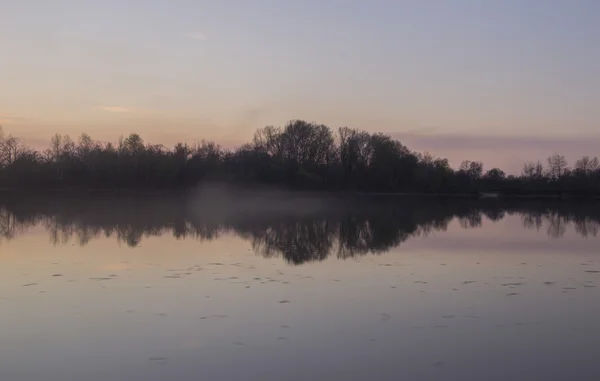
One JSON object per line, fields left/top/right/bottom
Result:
{"left": 98, "top": 106, "right": 137, "bottom": 114}
{"left": 189, "top": 31, "right": 206, "bottom": 41}
{"left": 0, "top": 112, "right": 27, "bottom": 124}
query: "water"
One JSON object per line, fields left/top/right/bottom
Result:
{"left": 1, "top": 194, "right": 600, "bottom": 381}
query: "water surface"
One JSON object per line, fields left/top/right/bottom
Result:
{"left": 1, "top": 195, "right": 600, "bottom": 381}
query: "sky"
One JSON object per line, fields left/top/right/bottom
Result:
{"left": 1, "top": 0, "right": 599, "bottom": 172}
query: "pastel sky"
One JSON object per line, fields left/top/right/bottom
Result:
{"left": 1, "top": 0, "right": 599, "bottom": 172}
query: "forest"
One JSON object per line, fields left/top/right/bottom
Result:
{"left": 0, "top": 121, "right": 599, "bottom": 196}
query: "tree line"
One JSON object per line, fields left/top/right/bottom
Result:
{"left": 1, "top": 121, "right": 599, "bottom": 195}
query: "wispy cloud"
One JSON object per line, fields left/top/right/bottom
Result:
{"left": 98, "top": 106, "right": 137, "bottom": 114}
{"left": 0, "top": 112, "right": 27, "bottom": 124}
{"left": 97, "top": 106, "right": 163, "bottom": 119}
{"left": 189, "top": 31, "right": 206, "bottom": 41}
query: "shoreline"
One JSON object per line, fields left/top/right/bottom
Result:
{"left": 0, "top": 188, "right": 598, "bottom": 200}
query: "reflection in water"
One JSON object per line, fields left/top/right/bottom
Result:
{"left": 1, "top": 194, "right": 599, "bottom": 264}
{"left": 2, "top": 194, "right": 600, "bottom": 381}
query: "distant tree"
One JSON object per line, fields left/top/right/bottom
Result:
{"left": 253, "top": 126, "right": 284, "bottom": 158}
{"left": 338, "top": 127, "right": 372, "bottom": 186}
{"left": 173, "top": 142, "right": 190, "bottom": 162}
{"left": 77, "top": 133, "right": 96, "bottom": 157}
{"left": 468, "top": 162, "right": 483, "bottom": 180}
{"left": 460, "top": 160, "right": 483, "bottom": 180}
{"left": 77, "top": 133, "right": 102, "bottom": 177}
{"left": 547, "top": 153, "right": 568, "bottom": 180}
{"left": 419, "top": 152, "right": 434, "bottom": 166}
{"left": 280, "top": 120, "right": 334, "bottom": 167}
{"left": 484, "top": 168, "right": 506, "bottom": 181}
{"left": 522, "top": 162, "right": 535, "bottom": 179}
{"left": 1, "top": 134, "right": 23, "bottom": 166}
{"left": 534, "top": 161, "right": 544, "bottom": 179}
{"left": 44, "top": 134, "right": 77, "bottom": 183}
{"left": 0, "top": 125, "right": 5, "bottom": 168}
{"left": 433, "top": 158, "right": 450, "bottom": 171}
{"left": 366, "top": 133, "right": 415, "bottom": 190}
{"left": 46, "top": 134, "right": 63, "bottom": 163}
{"left": 522, "top": 161, "right": 544, "bottom": 179}
{"left": 575, "top": 156, "right": 599, "bottom": 176}
{"left": 124, "top": 133, "right": 145, "bottom": 154}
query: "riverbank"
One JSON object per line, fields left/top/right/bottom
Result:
{"left": 1, "top": 187, "right": 599, "bottom": 201}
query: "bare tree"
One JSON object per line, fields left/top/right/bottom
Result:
{"left": 280, "top": 120, "right": 334, "bottom": 166}
{"left": 338, "top": 127, "right": 372, "bottom": 180}
{"left": 46, "top": 134, "right": 63, "bottom": 163}
{"left": 460, "top": 160, "right": 483, "bottom": 179}
{"left": 117, "top": 135, "right": 126, "bottom": 155}
{"left": 534, "top": 161, "right": 544, "bottom": 178}
{"left": 522, "top": 161, "right": 544, "bottom": 179}
{"left": 575, "top": 156, "right": 599, "bottom": 176}
{"left": 123, "top": 133, "right": 145, "bottom": 154}
{"left": 419, "top": 152, "right": 434, "bottom": 166}
{"left": 194, "top": 140, "right": 222, "bottom": 162}
{"left": 1, "top": 135, "right": 23, "bottom": 166}
{"left": 43, "top": 134, "right": 78, "bottom": 182}
{"left": 252, "top": 126, "right": 284, "bottom": 158}
{"left": 459, "top": 160, "right": 471, "bottom": 172}
{"left": 77, "top": 133, "right": 96, "bottom": 157}
{"left": 468, "top": 161, "right": 483, "bottom": 180}
{"left": 0, "top": 125, "right": 4, "bottom": 167}
{"left": 78, "top": 133, "right": 103, "bottom": 174}
{"left": 484, "top": 168, "right": 506, "bottom": 181}
{"left": 546, "top": 153, "right": 568, "bottom": 180}
{"left": 522, "top": 162, "right": 535, "bottom": 178}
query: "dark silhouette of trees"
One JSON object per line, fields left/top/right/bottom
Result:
{"left": 547, "top": 153, "right": 569, "bottom": 181}
{"left": 1, "top": 121, "right": 599, "bottom": 196}
{"left": 522, "top": 161, "right": 544, "bottom": 180}
{"left": 574, "top": 156, "right": 599, "bottom": 176}
{"left": 337, "top": 126, "right": 372, "bottom": 189}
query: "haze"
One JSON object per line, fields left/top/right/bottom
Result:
{"left": 2, "top": 0, "right": 600, "bottom": 171}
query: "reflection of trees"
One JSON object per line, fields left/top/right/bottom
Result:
{"left": 574, "top": 218, "right": 600, "bottom": 238}
{"left": 545, "top": 212, "right": 569, "bottom": 239}
{"left": 1, "top": 194, "right": 600, "bottom": 264}
{"left": 459, "top": 210, "right": 483, "bottom": 229}
{"left": 0, "top": 207, "right": 21, "bottom": 241}
{"left": 250, "top": 219, "right": 335, "bottom": 264}
{"left": 522, "top": 212, "right": 544, "bottom": 231}
{"left": 517, "top": 203, "right": 600, "bottom": 239}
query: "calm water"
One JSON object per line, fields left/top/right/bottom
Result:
{"left": 1, "top": 194, "right": 600, "bottom": 381}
